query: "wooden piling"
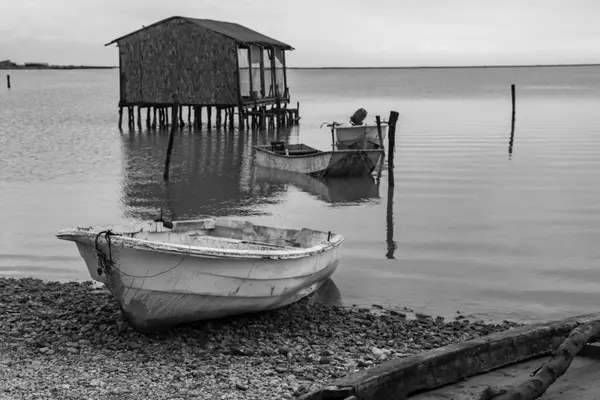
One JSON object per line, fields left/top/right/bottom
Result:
{"left": 146, "top": 107, "right": 150, "bottom": 128}
{"left": 238, "top": 107, "right": 245, "bottom": 130}
{"left": 152, "top": 107, "right": 157, "bottom": 128}
{"left": 296, "top": 101, "right": 300, "bottom": 123}
{"left": 199, "top": 106, "right": 203, "bottom": 128}
{"left": 375, "top": 115, "right": 385, "bottom": 151}
{"left": 509, "top": 84, "right": 516, "bottom": 156}
{"left": 179, "top": 105, "right": 184, "bottom": 127}
{"left": 163, "top": 99, "right": 179, "bottom": 181}
{"left": 165, "top": 106, "right": 170, "bottom": 126}
{"left": 216, "top": 107, "right": 221, "bottom": 128}
{"left": 187, "top": 106, "right": 191, "bottom": 126}
{"left": 118, "top": 107, "right": 123, "bottom": 129}
{"left": 127, "top": 107, "right": 133, "bottom": 128}
{"left": 229, "top": 107, "right": 235, "bottom": 128}
{"left": 6, "top": 74, "right": 10, "bottom": 89}
{"left": 207, "top": 106, "right": 212, "bottom": 128}
{"left": 387, "top": 111, "right": 399, "bottom": 187}
{"left": 137, "top": 106, "right": 142, "bottom": 129}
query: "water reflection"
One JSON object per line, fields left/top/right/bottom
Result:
{"left": 254, "top": 166, "right": 380, "bottom": 205}
{"left": 118, "top": 127, "right": 297, "bottom": 220}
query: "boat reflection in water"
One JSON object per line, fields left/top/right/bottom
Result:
{"left": 254, "top": 165, "right": 380, "bottom": 206}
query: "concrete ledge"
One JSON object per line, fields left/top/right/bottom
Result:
{"left": 299, "top": 312, "right": 600, "bottom": 400}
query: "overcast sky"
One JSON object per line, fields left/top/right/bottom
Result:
{"left": 1, "top": 0, "right": 600, "bottom": 67}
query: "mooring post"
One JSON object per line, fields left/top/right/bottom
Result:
{"left": 375, "top": 115, "right": 385, "bottom": 151}
{"left": 387, "top": 111, "right": 399, "bottom": 187}
{"left": 164, "top": 97, "right": 180, "bottom": 181}
{"left": 6, "top": 74, "right": 10, "bottom": 89}
{"left": 509, "top": 84, "right": 516, "bottom": 156}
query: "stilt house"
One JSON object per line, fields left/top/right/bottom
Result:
{"left": 105, "top": 16, "right": 295, "bottom": 127}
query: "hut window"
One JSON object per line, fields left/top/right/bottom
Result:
{"left": 237, "top": 48, "right": 250, "bottom": 97}
{"left": 274, "top": 48, "right": 285, "bottom": 98}
{"left": 249, "top": 46, "right": 262, "bottom": 99}
{"left": 263, "top": 48, "right": 273, "bottom": 97}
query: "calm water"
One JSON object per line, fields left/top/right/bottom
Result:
{"left": 2, "top": 66, "right": 600, "bottom": 324}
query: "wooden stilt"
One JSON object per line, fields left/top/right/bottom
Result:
{"left": 127, "top": 107, "right": 133, "bottom": 128}
{"left": 238, "top": 107, "right": 244, "bottom": 130}
{"left": 146, "top": 107, "right": 151, "bottom": 128}
{"left": 152, "top": 107, "right": 157, "bottom": 129}
{"left": 6, "top": 74, "right": 10, "bottom": 89}
{"left": 188, "top": 106, "right": 191, "bottom": 126}
{"left": 179, "top": 105, "right": 184, "bottom": 127}
{"left": 165, "top": 106, "right": 170, "bottom": 126}
{"left": 216, "top": 107, "right": 221, "bottom": 128}
{"left": 207, "top": 106, "right": 212, "bottom": 128}
{"left": 199, "top": 106, "right": 203, "bottom": 128}
{"left": 229, "top": 107, "right": 235, "bottom": 129}
{"left": 118, "top": 107, "right": 123, "bottom": 129}
{"left": 137, "top": 106, "right": 142, "bottom": 129}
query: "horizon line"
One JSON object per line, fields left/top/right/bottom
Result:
{"left": 2, "top": 62, "right": 600, "bottom": 70}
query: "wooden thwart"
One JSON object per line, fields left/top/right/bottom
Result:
{"left": 299, "top": 313, "right": 600, "bottom": 400}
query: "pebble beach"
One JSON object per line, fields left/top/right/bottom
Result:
{"left": 0, "top": 277, "right": 522, "bottom": 400}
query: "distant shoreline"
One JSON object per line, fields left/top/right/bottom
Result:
{"left": 0, "top": 65, "right": 117, "bottom": 70}
{"left": 288, "top": 63, "right": 600, "bottom": 70}
{"left": 1, "top": 63, "right": 598, "bottom": 71}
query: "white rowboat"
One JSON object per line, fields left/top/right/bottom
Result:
{"left": 56, "top": 217, "right": 344, "bottom": 332}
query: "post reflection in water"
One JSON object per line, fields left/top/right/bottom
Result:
{"left": 118, "top": 124, "right": 298, "bottom": 221}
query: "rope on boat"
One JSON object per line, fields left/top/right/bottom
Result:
{"left": 94, "top": 230, "right": 115, "bottom": 275}
{"left": 93, "top": 229, "right": 189, "bottom": 279}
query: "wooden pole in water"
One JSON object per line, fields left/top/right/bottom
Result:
{"left": 137, "top": 106, "right": 142, "bottom": 129}
{"left": 509, "top": 84, "right": 516, "bottom": 156}
{"left": 163, "top": 98, "right": 179, "bottom": 181}
{"left": 375, "top": 115, "right": 385, "bottom": 151}
{"left": 387, "top": 111, "right": 399, "bottom": 187}
{"left": 6, "top": 74, "right": 10, "bottom": 89}
{"left": 207, "top": 106, "right": 212, "bottom": 128}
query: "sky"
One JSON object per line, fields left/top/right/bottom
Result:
{"left": 1, "top": 0, "right": 600, "bottom": 67}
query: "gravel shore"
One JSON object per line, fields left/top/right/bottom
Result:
{"left": 0, "top": 277, "right": 521, "bottom": 400}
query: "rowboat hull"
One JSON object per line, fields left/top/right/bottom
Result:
{"left": 56, "top": 218, "right": 344, "bottom": 332}
{"left": 334, "top": 124, "right": 388, "bottom": 150}
{"left": 254, "top": 144, "right": 383, "bottom": 177}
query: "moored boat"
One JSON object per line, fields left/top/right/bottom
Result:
{"left": 56, "top": 217, "right": 344, "bottom": 332}
{"left": 254, "top": 142, "right": 383, "bottom": 177}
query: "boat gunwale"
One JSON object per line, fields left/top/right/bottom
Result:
{"left": 253, "top": 145, "right": 384, "bottom": 159}
{"left": 55, "top": 223, "right": 344, "bottom": 260}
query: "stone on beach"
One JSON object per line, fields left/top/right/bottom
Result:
{"left": 0, "top": 277, "right": 521, "bottom": 400}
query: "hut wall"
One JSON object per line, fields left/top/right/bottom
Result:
{"left": 118, "top": 19, "right": 239, "bottom": 105}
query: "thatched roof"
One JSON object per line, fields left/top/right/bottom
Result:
{"left": 105, "top": 16, "right": 294, "bottom": 50}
